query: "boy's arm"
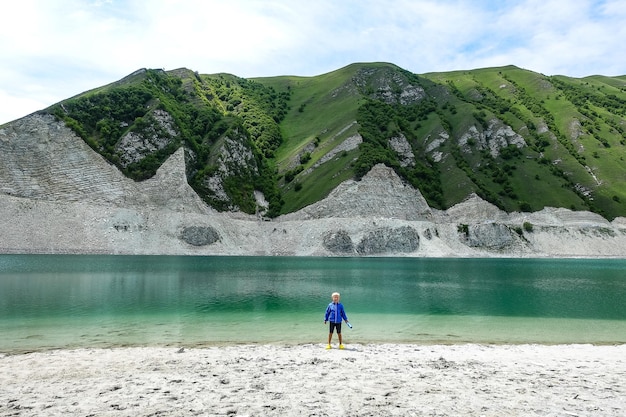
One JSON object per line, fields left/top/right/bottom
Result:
{"left": 340, "top": 304, "right": 348, "bottom": 322}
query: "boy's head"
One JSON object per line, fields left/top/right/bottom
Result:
{"left": 331, "top": 292, "right": 340, "bottom": 303}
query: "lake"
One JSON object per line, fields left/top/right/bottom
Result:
{"left": 1, "top": 255, "right": 625, "bottom": 352}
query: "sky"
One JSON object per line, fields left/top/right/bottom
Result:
{"left": 2, "top": 0, "right": 625, "bottom": 125}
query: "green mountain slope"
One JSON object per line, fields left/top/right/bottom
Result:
{"left": 419, "top": 66, "right": 626, "bottom": 219}
{"left": 40, "top": 63, "right": 626, "bottom": 220}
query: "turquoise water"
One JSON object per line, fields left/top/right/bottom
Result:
{"left": 1, "top": 255, "right": 625, "bottom": 352}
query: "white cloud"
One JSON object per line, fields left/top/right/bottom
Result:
{"left": 1, "top": 0, "right": 625, "bottom": 124}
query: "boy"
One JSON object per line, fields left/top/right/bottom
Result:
{"left": 324, "top": 292, "right": 350, "bottom": 349}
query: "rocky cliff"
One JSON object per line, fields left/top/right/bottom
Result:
{"left": 2, "top": 114, "right": 626, "bottom": 257}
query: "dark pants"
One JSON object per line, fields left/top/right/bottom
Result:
{"left": 329, "top": 322, "right": 342, "bottom": 334}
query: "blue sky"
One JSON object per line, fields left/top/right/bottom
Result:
{"left": 1, "top": 0, "right": 625, "bottom": 124}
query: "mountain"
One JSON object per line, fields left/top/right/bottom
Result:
{"left": 15, "top": 62, "right": 626, "bottom": 220}
{"left": 2, "top": 63, "right": 626, "bottom": 257}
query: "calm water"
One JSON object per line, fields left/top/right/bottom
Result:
{"left": 1, "top": 255, "right": 625, "bottom": 352}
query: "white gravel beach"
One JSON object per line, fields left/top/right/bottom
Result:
{"left": 1, "top": 343, "right": 625, "bottom": 416}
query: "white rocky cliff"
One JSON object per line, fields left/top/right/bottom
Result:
{"left": 2, "top": 114, "right": 626, "bottom": 257}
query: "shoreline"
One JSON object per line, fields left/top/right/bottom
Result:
{"left": 2, "top": 343, "right": 624, "bottom": 416}
{"left": 4, "top": 250, "right": 626, "bottom": 258}
{"left": 2, "top": 339, "right": 626, "bottom": 356}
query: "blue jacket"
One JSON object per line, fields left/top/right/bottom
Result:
{"left": 325, "top": 302, "right": 348, "bottom": 323}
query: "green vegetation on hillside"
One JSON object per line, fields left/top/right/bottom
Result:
{"left": 49, "top": 69, "right": 285, "bottom": 216}
{"left": 355, "top": 97, "right": 444, "bottom": 207}
{"left": 44, "top": 64, "right": 626, "bottom": 220}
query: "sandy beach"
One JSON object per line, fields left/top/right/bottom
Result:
{"left": 1, "top": 344, "right": 625, "bottom": 416}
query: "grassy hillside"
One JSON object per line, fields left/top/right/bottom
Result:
{"left": 416, "top": 66, "right": 626, "bottom": 218}
{"left": 41, "top": 63, "right": 626, "bottom": 220}
{"left": 254, "top": 64, "right": 367, "bottom": 211}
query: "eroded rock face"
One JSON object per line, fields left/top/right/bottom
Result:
{"left": 389, "top": 133, "right": 415, "bottom": 168}
{"left": 353, "top": 67, "right": 426, "bottom": 105}
{"left": 322, "top": 230, "right": 354, "bottom": 254}
{"left": 290, "top": 164, "right": 432, "bottom": 221}
{"left": 0, "top": 114, "right": 141, "bottom": 204}
{"left": 3, "top": 115, "right": 626, "bottom": 257}
{"left": 458, "top": 119, "right": 526, "bottom": 158}
{"left": 304, "top": 133, "right": 363, "bottom": 175}
{"left": 201, "top": 129, "right": 259, "bottom": 209}
{"left": 464, "top": 223, "right": 520, "bottom": 250}
{"left": 356, "top": 226, "right": 420, "bottom": 255}
{"left": 323, "top": 226, "right": 420, "bottom": 255}
{"left": 115, "top": 109, "right": 178, "bottom": 167}
{"left": 180, "top": 226, "right": 220, "bottom": 246}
